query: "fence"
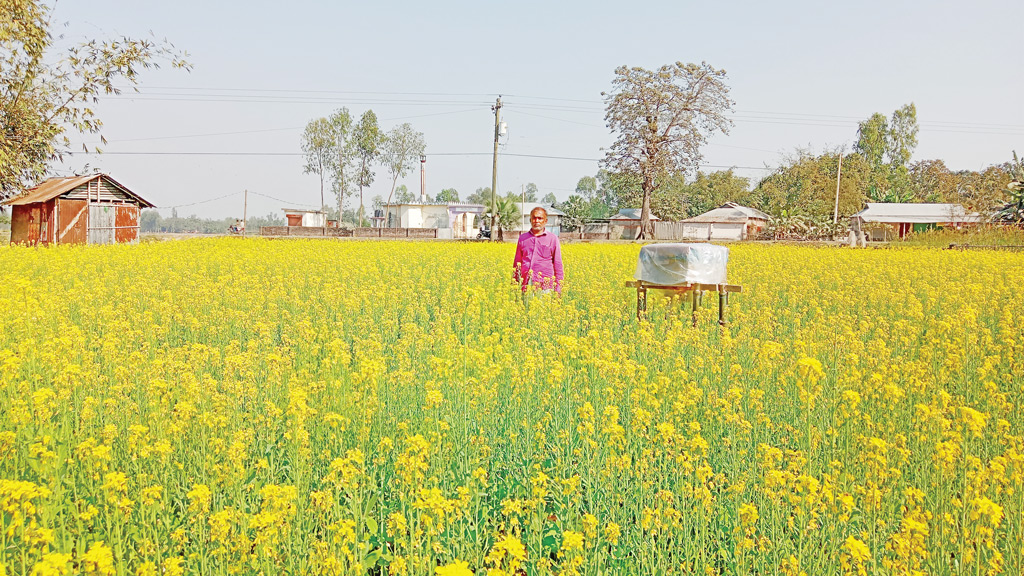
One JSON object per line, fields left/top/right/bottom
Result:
{"left": 260, "top": 226, "right": 438, "bottom": 239}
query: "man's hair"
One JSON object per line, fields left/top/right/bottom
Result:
{"left": 530, "top": 206, "right": 548, "bottom": 218}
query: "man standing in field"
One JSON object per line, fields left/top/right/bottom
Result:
{"left": 512, "top": 206, "right": 564, "bottom": 296}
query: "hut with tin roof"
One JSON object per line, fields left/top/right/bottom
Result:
{"left": 3, "top": 174, "right": 154, "bottom": 246}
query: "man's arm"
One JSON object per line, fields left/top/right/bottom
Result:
{"left": 512, "top": 237, "right": 525, "bottom": 283}
{"left": 551, "top": 236, "right": 564, "bottom": 292}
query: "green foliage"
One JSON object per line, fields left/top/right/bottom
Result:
{"left": 596, "top": 169, "right": 640, "bottom": 212}
{"left": 602, "top": 62, "right": 733, "bottom": 238}
{"left": 993, "top": 151, "right": 1024, "bottom": 223}
{"left": 436, "top": 188, "right": 459, "bottom": 203}
{"left": 394, "top": 185, "right": 414, "bottom": 204}
{"left": 751, "top": 150, "right": 868, "bottom": 219}
{"left": 484, "top": 196, "right": 519, "bottom": 240}
{"left": 353, "top": 110, "right": 382, "bottom": 225}
{"left": 855, "top": 103, "right": 919, "bottom": 202}
{"left": 559, "top": 195, "right": 589, "bottom": 232}
{"left": 908, "top": 160, "right": 1011, "bottom": 213}
{"left": 301, "top": 117, "right": 335, "bottom": 209}
{"left": 327, "top": 108, "right": 356, "bottom": 209}
{"left": 763, "top": 212, "right": 848, "bottom": 241}
{"left": 0, "top": 0, "right": 190, "bottom": 200}
{"left": 647, "top": 169, "right": 752, "bottom": 221}
{"left": 523, "top": 183, "right": 538, "bottom": 203}
{"left": 575, "top": 176, "right": 597, "bottom": 200}
{"left": 465, "top": 187, "right": 492, "bottom": 206}
{"left": 381, "top": 123, "right": 426, "bottom": 213}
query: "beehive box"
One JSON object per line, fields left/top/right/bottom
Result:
{"left": 634, "top": 243, "right": 729, "bottom": 285}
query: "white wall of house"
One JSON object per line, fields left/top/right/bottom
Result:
{"left": 301, "top": 212, "right": 326, "bottom": 227}
{"left": 681, "top": 222, "right": 745, "bottom": 241}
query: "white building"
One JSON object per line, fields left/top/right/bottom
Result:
{"left": 283, "top": 209, "right": 327, "bottom": 227}
{"left": 382, "top": 202, "right": 487, "bottom": 239}
{"left": 676, "top": 203, "right": 771, "bottom": 241}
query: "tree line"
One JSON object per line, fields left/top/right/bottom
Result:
{"left": 301, "top": 110, "right": 425, "bottom": 227}
{"left": 554, "top": 99, "right": 1022, "bottom": 233}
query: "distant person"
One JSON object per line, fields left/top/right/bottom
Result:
{"left": 512, "top": 207, "right": 563, "bottom": 296}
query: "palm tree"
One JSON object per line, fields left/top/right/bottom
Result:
{"left": 485, "top": 197, "right": 520, "bottom": 241}
{"left": 994, "top": 151, "right": 1024, "bottom": 225}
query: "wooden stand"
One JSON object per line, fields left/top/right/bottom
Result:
{"left": 625, "top": 280, "right": 742, "bottom": 325}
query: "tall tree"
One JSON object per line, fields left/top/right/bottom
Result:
{"left": 486, "top": 196, "right": 520, "bottom": 241}
{"left": 466, "top": 187, "right": 491, "bottom": 206}
{"left": 0, "top": 0, "right": 189, "bottom": 201}
{"left": 682, "top": 169, "right": 751, "bottom": 217}
{"left": 751, "top": 149, "right": 868, "bottom": 218}
{"left": 856, "top": 103, "right": 919, "bottom": 202}
{"left": 353, "top": 110, "right": 382, "bottom": 226}
{"left": 541, "top": 192, "right": 557, "bottom": 205}
{"left": 596, "top": 169, "right": 633, "bottom": 212}
{"left": 601, "top": 62, "right": 733, "bottom": 238}
{"left": 394, "top": 185, "right": 414, "bottom": 204}
{"left": 575, "top": 176, "right": 598, "bottom": 201}
{"left": 523, "top": 183, "right": 539, "bottom": 202}
{"left": 560, "top": 195, "right": 590, "bottom": 232}
{"left": 994, "top": 151, "right": 1024, "bottom": 223}
{"left": 381, "top": 123, "right": 426, "bottom": 221}
{"left": 328, "top": 108, "right": 355, "bottom": 223}
{"left": 301, "top": 118, "right": 335, "bottom": 211}
{"left": 436, "top": 188, "right": 459, "bottom": 203}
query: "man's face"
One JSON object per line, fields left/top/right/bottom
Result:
{"left": 530, "top": 211, "right": 547, "bottom": 234}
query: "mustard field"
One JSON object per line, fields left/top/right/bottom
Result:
{"left": 0, "top": 238, "right": 1022, "bottom": 576}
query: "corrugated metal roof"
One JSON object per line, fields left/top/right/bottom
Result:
{"left": 852, "top": 203, "right": 981, "bottom": 223}
{"left": 683, "top": 202, "right": 771, "bottom": 223}
{"left": 610, "top": 208, "right": 660, "bottom": 221}
{"left": 3, "top": 174, "right": 155, "bottom": 208}
{"left": 516, "top": 202, "right": 565, "bottom": 216}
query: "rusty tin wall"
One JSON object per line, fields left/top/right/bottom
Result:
{"left": 9, "top": 200, "right": 56, "bottom": 245}
{"left": 114, "top": 205, "right": 140, "bottom": 244}
{"left": 57, "top": 199, "right": 88, "bottom": 244}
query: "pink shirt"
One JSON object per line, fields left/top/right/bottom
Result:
{"left": 513, "top": 230, "right": 563, "bottom": 292}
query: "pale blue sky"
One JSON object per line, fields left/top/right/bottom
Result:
{"left": 51, "top": 0, "right": 1023, "bottom": 219}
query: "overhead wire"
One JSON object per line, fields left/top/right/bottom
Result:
{"left": 160, "top": 191, "right": 241, "bottom": 209}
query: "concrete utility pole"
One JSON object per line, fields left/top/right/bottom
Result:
{"left": 420, "top": 154, "right": 427, "bottom": 203}
{"left": 243, "top": 189, "right": 248, "bottom": 235}
{"left": 490, "top": 96, "right": 502, "bottom": 241}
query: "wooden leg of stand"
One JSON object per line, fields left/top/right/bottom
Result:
{"left": 636, "top": 286, "right": 647, "bottom": 321}
{"left": 691, "top": 289, "right": 699, "bottom": 326}
{"left": 718, "top": 290, "right": 726, "bottom": 325}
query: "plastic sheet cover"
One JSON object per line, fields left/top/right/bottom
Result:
{"left": 634, "top": 243, "right": 729, "bottom": 285}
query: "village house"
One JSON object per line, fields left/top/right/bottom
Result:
{"left": 283, "top": 209, "right": 327, "bottom": 227}
{"left": 382, "top": 202, "right": 487, "bottom": 239}
{"left": 3, "top": 174, "right": 154, "bottom": 245}
{"left": 850, "top": 203, "right": 981, "bottom": 241}
{"left": 677, "top": 202, "right": 771, "bottom": 241}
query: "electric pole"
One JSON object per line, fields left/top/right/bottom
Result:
{"left": 490, "top": 96, "right": 502, "bottom": 241}
{"left": 522, "top": 184, "right": 526, "bottom": 233}
{"left": 243, "top": 189, "right": 248, "bottom": 235}
{"left": 833, "top": 152, "right": 844, "bottom": 224}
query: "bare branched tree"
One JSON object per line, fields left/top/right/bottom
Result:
{"left": 601, "top": 62, "right": 733, "bottom": 238}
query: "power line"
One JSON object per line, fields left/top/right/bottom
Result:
{"left": 249, "top": 191, "right": 319, "bottom": 208}
{"left": 81, "top": 150, "right": 773, "bottom": 169}
{"left": 160, "top": 191, "right": 241, "bottom": 209}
